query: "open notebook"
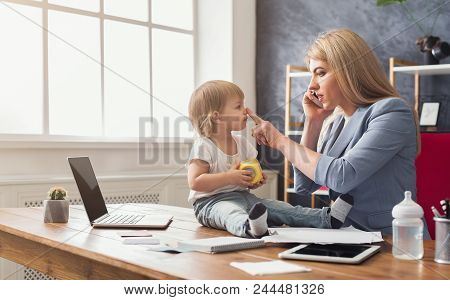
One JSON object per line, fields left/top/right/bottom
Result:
{"left": 177, "top": 237, "right": 265, "bottom": 253}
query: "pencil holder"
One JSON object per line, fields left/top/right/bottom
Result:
{"left": 239, "top": 159, "right": 263, "bottom": 184}
{"left": 434, "top": 217, "right": 450, "bottom": 264}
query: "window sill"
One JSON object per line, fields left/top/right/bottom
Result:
{"left": 0, "top": 172, "right": 188, "bottom": 186}
{"left": 0, "top": 169, "right": 279, "bottom": 186}
{"left": 0, "top": 136, "right": 194, "bottom": 149}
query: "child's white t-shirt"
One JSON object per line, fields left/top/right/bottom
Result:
{"left": 186, "top": 134, "right": 258, "bottom": 204}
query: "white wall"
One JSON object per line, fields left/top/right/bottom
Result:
{"left": 197, "top": 0, "right": 256, "bottom": 111}
{"left": 232, "top": 0, "right": 256, "bottom": 112}
{"left": 196, "top": 0, "right": 233, "bottom": 83}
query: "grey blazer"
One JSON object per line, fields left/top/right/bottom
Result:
{"left": 294, "top": 97, "right": 430, "bottom": 237}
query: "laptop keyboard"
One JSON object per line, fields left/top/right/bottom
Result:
{"left": 101, "top": 214, "right": 145, "bottom": 224}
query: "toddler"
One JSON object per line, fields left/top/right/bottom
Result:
{"left": 187, "top": 80, "right": 353, "bottom": 238}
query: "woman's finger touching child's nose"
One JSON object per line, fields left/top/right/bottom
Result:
{"left": 246, "top": 108, "right": 263, "bottom": 125}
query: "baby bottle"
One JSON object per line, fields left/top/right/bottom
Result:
{"left": 392, "top": 191, "right": 424, "bottom": 260}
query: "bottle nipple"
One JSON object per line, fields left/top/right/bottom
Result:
{"left": 405, "top": 191, "right": 412, "bottom": 201}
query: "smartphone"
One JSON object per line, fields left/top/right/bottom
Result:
{"left": 310, "top": 91, "right": 324, "bottom": 108}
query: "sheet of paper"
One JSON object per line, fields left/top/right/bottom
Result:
{"left": 230, "top": 260, "right": 311, "bottom": 276}
{"left": 263, "top": 226, "right": 383, "bottom": 244}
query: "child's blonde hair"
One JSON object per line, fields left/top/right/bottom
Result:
{"left": 189, "top": 80, "right": 244, "bottom": 137}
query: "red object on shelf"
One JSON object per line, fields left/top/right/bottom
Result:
{"left": 415, "top": 132, "right": 450, "bottom": 239}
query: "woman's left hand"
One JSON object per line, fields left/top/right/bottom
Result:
{"left": 247, "top": 108, "right": 285, "bottom": 149}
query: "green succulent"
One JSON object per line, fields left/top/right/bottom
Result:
{"left": 48, "top": 187, "right": 68, "bottom": 200}
{"left": 376, "top": 0, "right": 407, "bottom": 5}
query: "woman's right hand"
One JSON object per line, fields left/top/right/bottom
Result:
{"left": 225, "top": 162, "right": 254, "bottom": 188}
{"left": 302, "top": 90, "right": 333, "bottom": 123}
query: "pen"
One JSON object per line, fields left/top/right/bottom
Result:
{"left": 431, "top": 206, "right": 444, "bottom": 218}
{"left": 447, "top": 199, "right": 450, "bottom": 219}
{"left": 440, "top": 199, "right": 449, "bottom": 219}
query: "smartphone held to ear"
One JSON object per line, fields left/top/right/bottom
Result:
{"left": 310, "top": 91, "right": 324, "bottom": 108}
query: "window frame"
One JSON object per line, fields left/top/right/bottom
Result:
{"left": 0, "top": 0, "right": 197, "bottom": 145}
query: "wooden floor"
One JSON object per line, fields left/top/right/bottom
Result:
{"left": 0, "top": 204, "right": 449, "bottom": 279}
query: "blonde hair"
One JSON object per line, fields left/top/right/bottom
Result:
{"left": 305, "top": 28, "right": 420, "bottom": 153}
{"left": 189, "top": 80, "right": 244, "bottom": 137}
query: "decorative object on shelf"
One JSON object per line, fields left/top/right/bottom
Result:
{"left": 416, "top": 36, "right": 450, "bottom": 64}
{"left": 418, "top": 95, "right": 449, "bottom": 132}
{"left": 44, "top": 186, "right": 69, "bottom": 223}
{"left": 420, "top": 102, "right": 440, "bottom": 127}
{"left": 376, "top": 0, "right": 448, "bottom": 64}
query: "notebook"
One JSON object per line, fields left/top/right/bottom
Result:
{"left": 177, "top": 237, "right": 265, "bottom": 253}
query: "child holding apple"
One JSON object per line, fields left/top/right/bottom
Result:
{"left": 187, "top": 80, "right": 353, "bottom": 238}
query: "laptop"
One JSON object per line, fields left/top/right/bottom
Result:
{"left": 68, "top": 157, "right": 173, "bottom": 229}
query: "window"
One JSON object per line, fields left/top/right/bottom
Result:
{"left": 0, "top": 3, "right": 43, "bottom": 134}
{"left": 104, "top": 20, "right": 150, "bottom": 137}
{"left": 0, "top": 0, "right": 195, "bottom": 139}
{"left": 152, "top": 29, "right": 194, "bottom": 138}
{"left": 48, "top": 11, "right": 102, "bottom": 136}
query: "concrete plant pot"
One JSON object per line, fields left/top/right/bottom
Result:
{"left": 43, "top": 199, "right": 69, "bottom": 223}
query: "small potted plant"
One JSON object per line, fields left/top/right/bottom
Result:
{"left": 44, "top": 186, "right": 69, "bottom": 223}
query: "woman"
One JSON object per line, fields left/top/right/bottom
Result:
{"left": 250, "top": 29, "right": 430, "bottom": 237}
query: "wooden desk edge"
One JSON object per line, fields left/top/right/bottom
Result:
{"left": 0, "top": 222, "right": 181, "bottom": 280}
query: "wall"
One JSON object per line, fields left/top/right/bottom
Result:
{"left": 256, "top": 0, "right": 450, "bottom": 201}
{"left": 197, "top": 0, "right": 256, "bottom": 110}
{"left": 197, "top": 0, "right": 257, "bottom": 141}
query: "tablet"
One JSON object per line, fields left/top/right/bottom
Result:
{"left": 278, "top": 243, "right": 381, "bottom": 264}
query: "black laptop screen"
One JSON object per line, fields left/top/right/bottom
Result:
{"left": 68, "top": 157, "right": 108, "bottom": 223}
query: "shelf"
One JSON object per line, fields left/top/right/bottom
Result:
{"left": 313, "top": 189, "right": 329, "bottom": 196}
{"left": 392, "top": 64, "right": 450, "bottom": 76}
{"left": 288, "top": 71, "right": 311, "bottom": 78}
{"left": 287, "top": 130, "right": 303, "bottom": 135}
{"left": 284, "top": 64, "right": 310, "bottom": 203}
{"left": 287, "top": 188, "right": 296, "bottom": 194}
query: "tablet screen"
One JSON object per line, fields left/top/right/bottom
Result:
{"left": 293, "top": 244, "right": 372, "bottom": 258}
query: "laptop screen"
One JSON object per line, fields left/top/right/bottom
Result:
{"left": 68, "top": 157, "right": 108, "bottom": 223}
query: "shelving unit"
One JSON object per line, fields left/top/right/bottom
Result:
{"left": 284, "top": 65, "right": 330, "bottom": 206}
{"left": 285, "top": 187, "right": 328, "bottom": 208}
{"left": 284, "top": 65, "right": 309, "bottom": 202}
{"left": 284, "top": 64, "right": 330, "bottom": 206}
{"left": 389, "top": 57, "right": 450, "bottom": 113}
